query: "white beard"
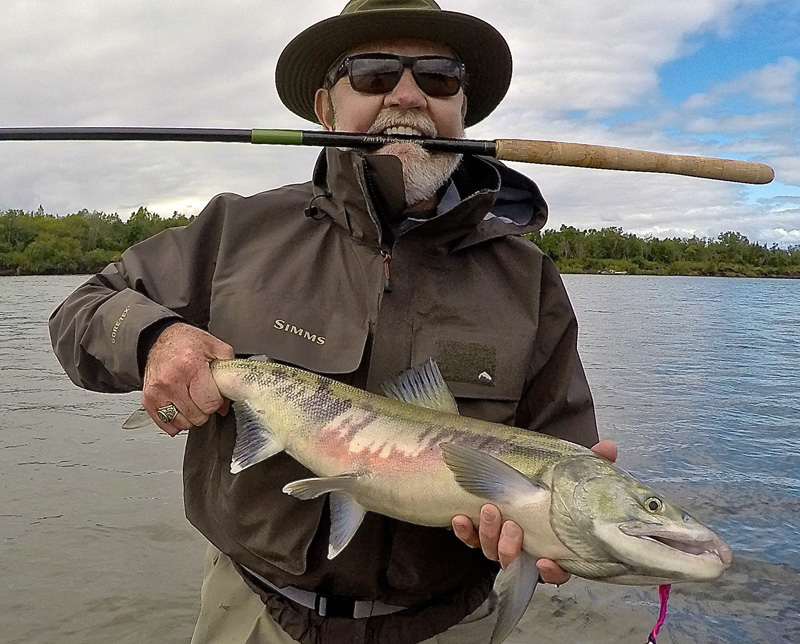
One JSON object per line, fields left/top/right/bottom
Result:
{"left": 337, "top": 107, "right": 464, "bottom": 207}
{"left": 380, "top": 141, "right": 463, "bottom": 207}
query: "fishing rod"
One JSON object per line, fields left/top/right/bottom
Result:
{"left": 0, "top": 127, "right": 775, "bottom": 185}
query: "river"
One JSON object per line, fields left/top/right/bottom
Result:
{"left": 1, "top": 274, "right": 798, "bottom": 643}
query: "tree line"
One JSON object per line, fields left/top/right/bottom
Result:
{"left": 0, "top": 207, "right": 193, "bottom": 275}
{"left": 1, "top": 207, "right": 799, "bottom": 278}
{"left": 529, "top": 226, "right": 800, "bottom": 278}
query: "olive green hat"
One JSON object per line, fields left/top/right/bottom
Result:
{"left": 275, "top": 0, "right": 512, "bottom": 128}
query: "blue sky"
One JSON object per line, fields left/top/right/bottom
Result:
{"left": 660, "top": 4, "right": 797, "bottom": 101}
{"left": 0, "top": 0, "right": 798, "bottom": 245}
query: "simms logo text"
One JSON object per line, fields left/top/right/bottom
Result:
{"left": 273, "top": 319, "right": 326, "bottom": 345}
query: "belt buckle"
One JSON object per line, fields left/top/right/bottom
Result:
{"left": 316, "top": 594, "right": 359, "bottom": 618}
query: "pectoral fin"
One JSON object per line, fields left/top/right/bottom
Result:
{"left": 380, "top": 358, "right": 459, "bottom": 414}
{"left": 282, "top": 474, "right": 366, "bottom": 559}
{"left": 230, "top": 401, "right": 284, "bottom": 474}
{"left": 440, "top": 442, "right": 547, "bottom": 505}
{"left": 491, "top": 551, "right": 539, "bottom": 644}
{"left": 122, "top": 408, "right": 154, "bottom": 430}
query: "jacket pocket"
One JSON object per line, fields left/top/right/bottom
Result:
{"left": 410, "top": 325, "right": 534, "bottom": 425}
{"left": 210, "top": 291, "right": 370, "bottom": 375}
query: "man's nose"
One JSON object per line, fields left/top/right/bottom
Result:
{"left": 384, "top": 68, "right": 427, "bottom": 109}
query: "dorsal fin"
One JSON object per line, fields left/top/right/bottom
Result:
{"left": 380, "top": 358, "right": 459, "bottom": 414}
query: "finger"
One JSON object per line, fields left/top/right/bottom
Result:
{"left": 162, "top": 412, "right": 192, "bottom": 437}
{"left": 478, "top": 504, "right": 502, "bottom": 561}
{"left": 143, "top": 379, "right": 209, "bottom": 428}
{"left": 452, "top": 516, "right": 479, "bottom": 547}
{"left": 211, "top": 339, "right": 235, "bottom": 360}
{"left": 188, "top": 371, "right": 225, "bottom": 416}
{"left": 173, "top": 393, "right": 211, "bottom": 427}
{"left": 536, "top": 558, "right": 571, "bottom": 585}
{"left": 497, "top": 520, "right": 523, "bottom": 570}
{"left": 591, "top": 440, "right": 618, "bottom": 463}
{"left": 452, "top": 516, "right": 480, "bottom": 548}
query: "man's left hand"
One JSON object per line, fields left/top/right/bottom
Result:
{"left": 451, "top": 440, "right": 618, "bottom": 583}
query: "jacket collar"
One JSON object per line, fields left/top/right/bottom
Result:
{"left": 311, "top": 148, "right": 548, "bottom": 250}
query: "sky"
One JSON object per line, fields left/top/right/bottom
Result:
{"left": 1, "top": 0, "right": 798, "bottom": 245}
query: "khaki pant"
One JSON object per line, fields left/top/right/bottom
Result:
{"left": 190, "top": 545, "right": 503, "bottom": 644}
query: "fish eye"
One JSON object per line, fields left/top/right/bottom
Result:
{"left": 645, "top": 497, "right": 663, "bottom": 513}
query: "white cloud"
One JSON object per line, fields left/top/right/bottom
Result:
{"left": 0, "top": 0, "right": 797, "bottom": 245}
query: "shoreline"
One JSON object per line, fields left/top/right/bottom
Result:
{"left": 3, "top": 268, "right": 798, "bottom": 279}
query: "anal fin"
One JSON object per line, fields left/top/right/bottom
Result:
{"left": 230, "top": 401, "right": 284, "bottom": 474}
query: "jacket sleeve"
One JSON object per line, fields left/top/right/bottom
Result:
{"left": 48, "top": 195, "right": 231, "bottom": 393}
{"left": 516, "top": 256, "right": 599, "bottom": 448}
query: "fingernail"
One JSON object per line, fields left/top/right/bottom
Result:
{"left": 481, "top": 507, "right": 497, "bottom": 523}
{"left": 504, "top": 523, "right": 521, "bottom": 539}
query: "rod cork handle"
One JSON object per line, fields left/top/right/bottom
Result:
{"left": 494, "top": 139, "right": 775, "bottom": 185}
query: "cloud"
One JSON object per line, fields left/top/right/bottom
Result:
{"left": 0, "top": 0, "right": 797, "bottom": 245}
{"left": 684, "top": 57, "right": 800, "bottom": 109}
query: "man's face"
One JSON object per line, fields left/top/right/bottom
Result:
{"left": 314, "top": 38, "right": 467, "bottom": 207}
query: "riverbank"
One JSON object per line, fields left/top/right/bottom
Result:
{"left": 3, "top": 209, "right": 800, "bottom": 277}
{"left": 557, "top": 259, "right": 800, "bottom": 279}
{"left": 4, "top": 264, "right": 799, "bottom": 279}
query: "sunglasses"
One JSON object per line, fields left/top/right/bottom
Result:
{"left": 328, "top": 54, "right": 465, "bottom": 98}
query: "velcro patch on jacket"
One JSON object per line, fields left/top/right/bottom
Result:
{"left": 434, "top": 340, "right": 497, "bottom": 387}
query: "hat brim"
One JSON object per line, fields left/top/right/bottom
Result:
{"left": 276, "top": 9, "right": 512, "bottom": 128}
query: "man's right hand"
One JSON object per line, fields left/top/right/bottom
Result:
{"left": 142, "top": 323, "right": 235, "bottom": 436}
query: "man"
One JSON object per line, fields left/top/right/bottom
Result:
{"left": 50, "top": 1, "right": 614, "bottom": 643}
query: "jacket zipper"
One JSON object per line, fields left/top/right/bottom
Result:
{"left": 380, "top": 249, "right": 393, "bottom": 293}
{"left": 358, "top": 160, "right": 396, "bottom": 296}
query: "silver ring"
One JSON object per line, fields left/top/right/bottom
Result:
{"left": 156, "top": 403, "right": 179, "bottom": 424}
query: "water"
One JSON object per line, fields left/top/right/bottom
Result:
{"left": 1, "top": 276, "right": 205, "bottom": 643}
{"left": 1, "top": 274, "right": 798, "bottom": 643}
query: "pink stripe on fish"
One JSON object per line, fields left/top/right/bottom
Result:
{"left": 312, "top": 414, "right": 448, "bottom": 474}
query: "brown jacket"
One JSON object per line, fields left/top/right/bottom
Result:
{"left": 50, "top": 149, "right": 598, "bottom": 644}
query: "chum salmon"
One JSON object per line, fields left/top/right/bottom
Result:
{"left": 125, "top": 357, "right": 732, "bottom": 643}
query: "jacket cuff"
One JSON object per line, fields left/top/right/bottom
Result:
{"left": 82, "top": 288, "right": 183, "bottom": 390}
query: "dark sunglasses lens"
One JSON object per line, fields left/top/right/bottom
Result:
{"left": 349, "top": 58, "right": 402, "bottom": 94}
{"left": 414, "top": 58, "right": 462, "bottom": 96}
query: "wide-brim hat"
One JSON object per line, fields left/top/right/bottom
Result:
{"left": 276, "top": 0, "right": 512, "bottom": 128}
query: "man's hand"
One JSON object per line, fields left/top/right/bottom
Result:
{"left": 451, "top": 440, "right": 618, "bottom": 583}
{"left": 142, "top": 323, "right": 235, "bottom": 436}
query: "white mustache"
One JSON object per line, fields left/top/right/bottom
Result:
{"left": 368, "top": 109, "right": 438, "bottom": 138}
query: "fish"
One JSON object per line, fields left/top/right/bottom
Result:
{"left": 124, "top": 357, "right": 733, "bottom": 644}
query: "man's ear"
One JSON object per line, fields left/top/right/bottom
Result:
{"left": 315, "top": 89, "right": 335, "bottom": 131}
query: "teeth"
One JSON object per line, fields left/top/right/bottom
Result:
{"left": 383, "top": 126, "right": 423, "bottom": 137}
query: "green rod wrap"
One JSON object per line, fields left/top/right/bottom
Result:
{"left": 251, "top": 129, "right": 304, "bottom": 145}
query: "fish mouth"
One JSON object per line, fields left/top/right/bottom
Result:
{"left": 619, "top": 522, "right": 733, "bottom": 567}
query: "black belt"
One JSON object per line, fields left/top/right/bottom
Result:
{"left": 240, "top": 565, "right": 407, "bottom": 619}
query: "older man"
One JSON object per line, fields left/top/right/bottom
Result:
{"left": 50, "top": 1, "right": 612, "bottom": 643}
